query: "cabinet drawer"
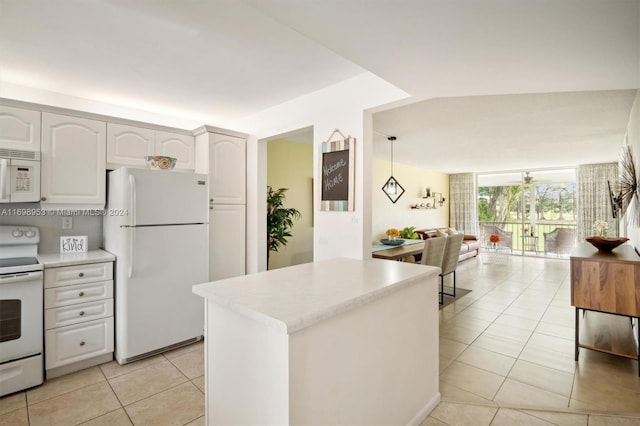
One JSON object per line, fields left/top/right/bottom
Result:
{"left": 45, "top": 318, "right": 114, "bottom": 370}
{"left": 45, "top": 299, "right": 113, "bottom": 330}
{"left": 45, "top": 280, "right": 113, "bottom": 308}
{"left": 45, "top": 262, "right": 113, "bottom": 288}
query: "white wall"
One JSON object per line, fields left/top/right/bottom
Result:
{"left": 231, "top": 72, "right": 409, "bottom": 269}
{"left": 372, "top": 159, "right": 449, "bottom": 242}
{"left": 623, "top": 90, "right": 640, "bottom": 248}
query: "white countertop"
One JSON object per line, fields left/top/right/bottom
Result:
{"left": 192, "top": 258, "right": 439, "bottom": 334}
{"left": 38, "top": 249, "right": 115, "bottom": 267}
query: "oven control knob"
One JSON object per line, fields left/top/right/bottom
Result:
{"left": 25, "top": 230, "right": 36, "bottom": 238}
{"left": 11, "top": 229, "right": 23, "bottom": 238}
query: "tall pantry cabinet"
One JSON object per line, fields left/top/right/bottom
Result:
{"left": 195, "top": 127, "right": 247, "bottom": 281}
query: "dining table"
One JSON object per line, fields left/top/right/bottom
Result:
{"left": 371, "top": 239, "right": 425, "bottom": 261}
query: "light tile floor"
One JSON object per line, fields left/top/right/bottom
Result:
{"left": 0, "top": 341, "right": 205, "bottom": 425}
{"left": 2, "top": 255, "right": 640, "bottom": 425}
{"left": 424, "top": 254, "right": 640, "bottom": 425}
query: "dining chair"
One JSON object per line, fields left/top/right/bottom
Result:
{"left": 440, "top": 233, "right": 464, "bottom": 302}
{"left": 421, "top": 236, "right": 447, "bottom": 304}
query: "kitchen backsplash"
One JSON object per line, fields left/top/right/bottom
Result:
{"left": 0, "top": 203, "right": 103, "bottom": 253}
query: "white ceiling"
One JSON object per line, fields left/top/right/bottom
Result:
{"left": 1, "top": 0, "right": 638, "bottom": 173}
{"left": 373, "top": 90, "right": 638, "bottom": 174}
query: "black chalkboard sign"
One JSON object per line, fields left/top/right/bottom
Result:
{"left": 321, "top": 149, "right": 349, "bottom": 201}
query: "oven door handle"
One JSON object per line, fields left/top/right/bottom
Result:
{"left": 0, "top": 271, "right": 43, "bottom": 284}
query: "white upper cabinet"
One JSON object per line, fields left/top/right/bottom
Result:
{"left": 41, "top": 113, "right": 106, "bottom": 207}
{"left": 155, "top": 130, "right": 195, "bottom": 170}
{"left": 0, "top": 105, "right": 41, "bottom": 153}
{"left": 209, "top": 133, "right": 246, "bottom": 204}
{"left": 106, "top": 123, "right": 195, "bottom": 170}
{"left": 106, "top": 123, "right": 154, "bottom": 167}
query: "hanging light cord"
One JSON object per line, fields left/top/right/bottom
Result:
{"left": 388, "top": 136, "right": 396, "bottom": 176}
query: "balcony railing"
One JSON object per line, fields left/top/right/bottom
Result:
{"left": 479, "top": 221, "right": 577, "bottom": 255}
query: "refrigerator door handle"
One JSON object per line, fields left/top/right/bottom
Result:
{"left": 128, "top": 227, "right": 135, "bottom": 278}
{"left": 129, "top": 174, "right": 137, "bottom": 226}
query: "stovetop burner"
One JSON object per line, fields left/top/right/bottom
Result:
{"left": 0, "top": 257, "right": 40, "bottom": 269}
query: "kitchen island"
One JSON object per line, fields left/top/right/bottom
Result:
{"left": 192, "top": 258, "right": 440, "bottom": 425}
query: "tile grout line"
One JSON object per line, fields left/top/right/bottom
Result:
{"left": 96, "top": 362, "right": 134, "bottom": 425}
{"left": 449, "top": 262, "right": 575, "bottom": 407}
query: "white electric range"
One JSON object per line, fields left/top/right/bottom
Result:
{"left": 0, "top": 225, "right": 44, "bottom": 396}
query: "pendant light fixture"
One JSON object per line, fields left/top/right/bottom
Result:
{"left": 381, "top": 136, "right": 405, "bottom": 203}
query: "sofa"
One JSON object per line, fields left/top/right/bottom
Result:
{"left": 415, "top": 228, "right": 480, "bottom": 262}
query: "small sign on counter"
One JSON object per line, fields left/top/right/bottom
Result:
{"left": 60, "top": 236, "right": 88, "bottom": 253}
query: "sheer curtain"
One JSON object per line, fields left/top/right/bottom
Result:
{"left": 576, "top": 163, "right": 618, "bottom": 240}
{"left": 449, "top": 173, "right": 477, "bottom": 235}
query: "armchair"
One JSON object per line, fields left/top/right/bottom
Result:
{"left": 544, "top": 228, "right": 576, "bottom": 255}
{"left": 481, "top": 225, "right": 513, "bottom": 250}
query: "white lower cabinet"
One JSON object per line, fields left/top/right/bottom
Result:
{"left": 45, "top": 318, "right": 114, "bottom": 369}
{"left": 210, "top": 204, "right": 246, "bottom": 280}
{"left": 44, "top": 261, "right": 114, "bottom": 375}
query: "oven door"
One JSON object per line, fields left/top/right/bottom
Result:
{"left": 0, "top": 271, "right": 43, "bottom": 362}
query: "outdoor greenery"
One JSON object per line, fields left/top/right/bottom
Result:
{"left": 267, "top": 186, "right": 301, "bottom": 269}
{"left": 478, "top": 183, "right": 576, "bottom": 223}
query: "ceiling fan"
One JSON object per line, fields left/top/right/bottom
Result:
{"left": 504, "top": 171, "right": 551, "bottom": 185}
{"left": 524, "top": 171, "right": 534, "bottom": 185}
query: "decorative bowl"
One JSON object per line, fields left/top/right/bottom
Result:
{"left": 381, "top": 239, "right": 405, "bottom": 246}
{"left": 145, "top": 156, "right": 177, "bottom": 170}
{"left": 585, "top": 236, "right": 629, "bottom": 252}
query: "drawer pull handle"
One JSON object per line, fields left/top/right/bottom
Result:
{"left": 80, "top": 341, "right": 85, "bottom": 346}
{"left": 79, "top": 311, "right": 85, "bottom": 316}
{"left": 79, "top": 292, "right": 85, "bottom": 297}
{"left": 78, "top": 272, "right": 85, "bottom": 277}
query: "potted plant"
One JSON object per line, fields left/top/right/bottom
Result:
{"left": 267, "top": 186, "right": 301, "bottom": 269}
{"left": 399, "top": 226, "right": 419, "bottom": 239}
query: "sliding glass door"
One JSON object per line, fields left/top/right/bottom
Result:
{"left": 477, "top": 169, "right": 577, "bottom": 256}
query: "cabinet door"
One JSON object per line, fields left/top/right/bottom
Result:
{"left": 0, "top": 105, "right": 40, "bottom": 152}
{"left": 210, "top": 134, "right": 245, "bottom": 204}
{"left": 41, "top": 113, "right": 106, "bottom": 206}
{"left": 106, "top": 123, "right": 154, "bottom": 168}
{"left": 210, "top": 204, "right": 245, "bottom": 280}
{"left": 155, "top": 130, "right": 195, "bottom": 170}
{"left": 0, "top": 105, "right": 41, "bottom": 153}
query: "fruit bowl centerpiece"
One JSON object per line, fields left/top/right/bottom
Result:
{"left": 145, "top": 156, "right": 177, "bottom": 170}
{"left": 585, "top": 236, "right": 629, "bottom": 252}
{"left": 381, "top": 228, "right": 404, "bottom": 246}
{"left": 380, "top": 239, "right": 404, "bottom": 246}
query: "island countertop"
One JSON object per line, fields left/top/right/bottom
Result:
{"left": 192, "top": 257, "right": 439, "bottom": 334}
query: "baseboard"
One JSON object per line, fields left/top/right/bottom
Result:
{"left": 46, "top": 352, "right": 113, "bottom": 379}
{"left": 406, "top": 392, "right": 441, "bottom": 426}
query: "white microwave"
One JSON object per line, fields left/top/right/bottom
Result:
{"left": 0, "top": 157, "right": 40, "bottom": 203}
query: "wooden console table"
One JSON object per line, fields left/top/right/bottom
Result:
{"left": 570, "top": 243, "right": 640, "bottom": 375}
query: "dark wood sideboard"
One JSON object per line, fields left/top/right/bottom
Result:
{"left": 570, "top": 243, "right": 640, "bottom": 375}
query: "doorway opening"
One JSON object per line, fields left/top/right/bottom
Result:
{"left": 265, "top": 127, "right": 314, "bottom": 269}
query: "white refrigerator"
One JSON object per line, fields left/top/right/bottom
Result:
{"left": 104, "top": 168, "right": 209, "bottom": 364}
